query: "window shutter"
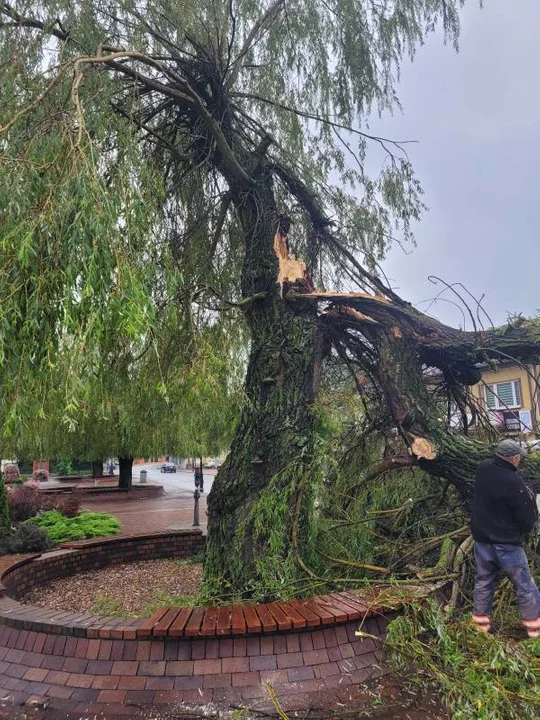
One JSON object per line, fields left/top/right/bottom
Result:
{"left": 485, "top": 380, "right": 522, "bottom": 409}
{"left": 514, "top": 381, "right": 522, "bottom": 407}
{"left": 496, "top": 381, "right": 515, "bottom": 407}
{"left": 485, "top": 385, "right": 496, "bottom": 409}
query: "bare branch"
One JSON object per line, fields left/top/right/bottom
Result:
{"left": 231, "top": 91, "right": 417, "bottom": 151}
{"left": 0, "top": 2, "right": 69, "bottom": 41}
{"left": 225, "top": 0, "right": 285, "bottom": 90}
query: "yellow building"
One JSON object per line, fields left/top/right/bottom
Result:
{"left": 469, "top": 363, "right": 540, "bottom": 438}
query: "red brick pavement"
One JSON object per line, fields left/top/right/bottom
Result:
{"left": 0, "top": 618, "right": 389, "bottom": 718}
{"left": 81, "top": 489, "right": 208, "bottom": 535}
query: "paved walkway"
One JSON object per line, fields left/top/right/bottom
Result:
{"left": 81, "top": 483, "right": 208, "bottom": 535}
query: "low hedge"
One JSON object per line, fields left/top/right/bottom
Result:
{"left": 29, "top": 510, "right": 121, "bottom": 545}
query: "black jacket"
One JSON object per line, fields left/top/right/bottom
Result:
{"left": 471, "top": 455, "right": 538, "bottom": 546}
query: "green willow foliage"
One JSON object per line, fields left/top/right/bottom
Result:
{"left": 0, "top": 59, "right": 243, "bottom": 457}
{"left": 1, "top": 0, "right": 471, "bottom": 457}
{"left": 388, "top": 600, "right": 540, "bottom": 720}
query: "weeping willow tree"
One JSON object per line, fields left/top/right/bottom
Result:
{"left": 8, "top": 317, "right": 243, "bottom": 487}
{"left": 3, "top": 0, "right": 540, "bottom": 600}
{"left": 0, "top": 62, "right": 243, "bottom": 479}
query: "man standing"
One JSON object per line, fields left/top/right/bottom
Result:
{"left": 471, "top": 439, "right": 540, "bottom": 637}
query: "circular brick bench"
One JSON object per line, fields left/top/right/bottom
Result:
{"left": 0, "top": 531, "right": 413, "bottom": 716}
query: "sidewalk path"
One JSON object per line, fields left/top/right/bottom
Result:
{"left": 81, "top": 485, "right": 208, "bottom": 535}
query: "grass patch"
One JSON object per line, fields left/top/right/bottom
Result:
{"left": 29, "top": 509, "right": 121, "bottom": 544}
{"left": 140, "top": 589, "right": 203, "bottom": 617}
{"left": 140, "top": 562, "right": 204, "bottom": 616}
{"left": 91, "top": 595, "right": 131, "bottom": 617}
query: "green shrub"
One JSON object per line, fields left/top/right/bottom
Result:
{"left": 29, "top": 510, "right": 121, "bottom": 545}
{"left": 0, "top": 522, "right": 52, "bottom": 554}
{"left": 54, "top": 457, "right": 73, "bottom": 476}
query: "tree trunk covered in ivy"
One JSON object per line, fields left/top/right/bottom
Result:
{"left": 118, "top": 457, "right": 133, "bottom": 490}
{"left": 203, "top": 174, "right": 324, "bottom": 600}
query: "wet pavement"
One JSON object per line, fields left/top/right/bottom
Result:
{"left": 80, "top": 464, "right": 215, "bottom": 536}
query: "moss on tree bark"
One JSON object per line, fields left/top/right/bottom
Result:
{"left": 203, "top": 173, "right": 324, "bottom": 599}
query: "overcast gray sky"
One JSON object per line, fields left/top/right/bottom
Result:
{"left": 376, "top": 0, "right": 540, "bottom": 329}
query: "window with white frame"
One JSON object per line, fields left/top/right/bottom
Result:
{"left": 484, "top": 380, "right": 522, "bottom": 410}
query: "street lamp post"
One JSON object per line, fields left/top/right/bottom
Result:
{"left": 194, "top": 456, "right": 204, "bottom": 494}
{"left": 193, "top": 457, "right": 204, "bottom": 527}
{"left": 192, "top": 488, "right": 200, "bottom": 527}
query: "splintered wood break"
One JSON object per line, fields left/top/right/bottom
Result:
{"left": 299, "top": 290, "right": 392, "bottom": 304}
{"left": 273, "top": 228, "right": 307, "bottom": 296}
{"left": 409, "top": 435, "right": 437, "bottom": 460}
{"left": 323, "top": 306, "right": 378, "bottom": 324}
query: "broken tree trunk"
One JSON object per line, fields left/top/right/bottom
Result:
{"left": 203, "top": 180, "right": 324, "bottom": 599}
{"left": 302, "top": 289, "right": 540, "bottom": 497}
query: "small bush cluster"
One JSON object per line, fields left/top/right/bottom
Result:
{"left": 2, "top": 487, "right": 83, "bottom": 553}
{"left": 1, "top": 485, "right": 113, "bottom": 552}
{"left": 55, "top": 457, "right": 73, "bottom": 476}
{"left": 30, "top": 510, "right": 121, "bottom": 545}
{"left": 8, "top": 486, "right": 44, "bottom": 522}
{"left": 54, "top": 495, "right": 81, "bottom": 518}
{"left": 2, "top": 464, "right": 20, "bottom": 482}
{"left": 0, "top": 523, "right": 52, "bottom": 554}
{"left": 32, "top": 468, "right": 49, "bottom": 482}
{"left": 7, "top": 486, "right": 81, "bottom": 523}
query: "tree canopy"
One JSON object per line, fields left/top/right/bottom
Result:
{"left": 0, "top": 0, "right": 466, "bottom": 412}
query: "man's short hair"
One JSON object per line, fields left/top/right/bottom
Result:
{"left": 494, "top": 439, "right": 527, "bottom": 458}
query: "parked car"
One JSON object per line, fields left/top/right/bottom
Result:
{"left": 160, "top": 463, "right": 177, "bottom": 473}
{"left": 204, "top": 459, "right": 222, "bottom": 469}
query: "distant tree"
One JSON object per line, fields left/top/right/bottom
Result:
{"left": 6, "top": 319, "right": 242, "bottom": 488}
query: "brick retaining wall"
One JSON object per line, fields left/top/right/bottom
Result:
{"left": 0, "top": 532, "right": 406, "bottom": 715}
{"left": 0, "top": 614, "right": 391, "bottom": 715}
{"left": 37, "top": 484, "right": 164, "bottom": 499}
{"left": 2, "top": 530, "right": 203, "bottom": 599}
